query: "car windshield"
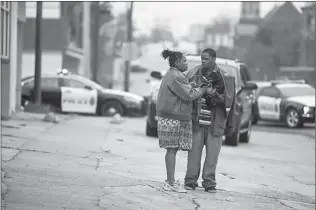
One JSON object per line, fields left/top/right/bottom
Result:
{"left": 279, "top": 85, "right": 315, "bottom": 97}
{"left": 72, "top": 75, "right": 104, "bottom": 90}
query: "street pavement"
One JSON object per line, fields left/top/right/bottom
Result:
{"left": 253, "top": 122, "right": 315, "bottom": 139}
{"left": 1, "top": 114, "right": 315, "bottom": 210}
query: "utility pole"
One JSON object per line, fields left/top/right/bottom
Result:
{"left": 83, "top": 2, "right": 91, "bottom": 78}
{"left": 124, "top": 2, "right": 133, "bottom": 92}
{"left": 92, "top": 2, "right": 100, "bottom": 83}
{"left": 34, "top": 1, "right": 43, "bottom": 105}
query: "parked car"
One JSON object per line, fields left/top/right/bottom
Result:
{"left": 21, "top": 69, "right": 147, "bottom": 117}
{"left": 146, "top": 56, "right": 258, "bottom": 146}
{"left": 248, "top": 81, "right": 272, "bottom": 124}
{"left": 254, "top": 80, "right": 315, "bottom": 128}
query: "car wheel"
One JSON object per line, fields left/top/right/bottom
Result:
{"left": 100, "top": 100, "right": 124, "bottom": 117}
{"left": 252, "top": 112, "right": 258, "bottom": 125}
{"left": 285, "top": 108, "right": 302, "bottom": 128}
{"left": 225, "top": 123, "right": 240, "bottom": 146}
{"left": 146, "top": 121, "right": 158, "bottom": 137}
{"left": 251, "top": 104, "right": 259, "bottom": 125}
{"left": 240, "top": 120, "right": 252, "bottom": 143}
{"left": 21, "top": 96, "right": 29, "bottom": 107}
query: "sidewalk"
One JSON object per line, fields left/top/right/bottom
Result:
{"left": 1, "top": 111, "right": 76, "bottom": 209}
{"left": 1, "top": 116, "right": 315, "bottom": 210}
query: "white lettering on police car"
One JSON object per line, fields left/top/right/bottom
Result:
{"left": 258, "top": 96, "right": 281, "bottom": 120}
{"left": 61, "top": 87, "right": 98, "bottom": 114}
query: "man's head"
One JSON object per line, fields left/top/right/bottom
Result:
{"left": 201, "top": 48, "right": 216, "bottom": 70}
{"left": 161, "top": 49, "right": 188, "bottom": 72}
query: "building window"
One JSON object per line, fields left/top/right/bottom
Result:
{"left": 1, "top": 2, "right": 11, "bottom": 60}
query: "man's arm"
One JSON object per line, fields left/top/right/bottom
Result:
{"left": 223, "top": 77, "right": 237, "bottom": 136}
{"left": 224, "top": 91, "right": 236, "bottom": 136}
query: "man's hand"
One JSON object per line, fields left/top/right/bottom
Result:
{"left": 205, "top": 88, "right": 218, "bottom": 99}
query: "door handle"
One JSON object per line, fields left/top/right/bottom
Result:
{"left": 65, "top": 90, "right": 72, "bottom": 94}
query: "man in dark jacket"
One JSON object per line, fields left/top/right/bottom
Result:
{"left": 184, "top": 48, "right": 236, "bottom": 192}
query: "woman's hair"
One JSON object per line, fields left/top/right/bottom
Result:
{"left": 161, "top": 49, "right": 183, "bottom": 67}
{"left": 202, "top": 48, "right": 216, "bottom": 58}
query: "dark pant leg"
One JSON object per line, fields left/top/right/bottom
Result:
{"left": 201, "top": 130, "right": 222, "bottom": 188}
{"left": 184, "top": 123, "right": 205, "bottom": 187}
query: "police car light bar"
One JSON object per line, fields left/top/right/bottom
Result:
{"left": 271, "top": 79, "right": 305, "bottom": 85}
{"left": 57, "top": 68, "right": 69, "bottom": 76}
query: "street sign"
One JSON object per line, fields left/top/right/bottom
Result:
{"left": 120, "top": 42, "right": 138, "bottom": 61}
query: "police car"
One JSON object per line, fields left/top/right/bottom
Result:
{"left": 249, "top": 81, "right": 273, "bottom": 124}
{"left": 21, "top": 69, "right": 147, "bottom": 116}
{"left": 254, "top": 80, "right": 315, "bottom": 128}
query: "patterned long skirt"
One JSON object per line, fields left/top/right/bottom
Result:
{"left": 157, "top": 116, "right": 193, "bottom": 151}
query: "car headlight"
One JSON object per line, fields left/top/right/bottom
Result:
{"left": 303, "top": 106, "right": 312, "bottom": 114}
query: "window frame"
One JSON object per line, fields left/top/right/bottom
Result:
{"left": 61, "top": 78, "right": 87, "bottom": 89}
{"left": 260, "top": 87, "right": 281, "bottom": 98}
{"left": 23, "top": 77, "right": 60, "bottom": 89}
{"left": 1, "top": 2, "right": 11, "bottom": 61}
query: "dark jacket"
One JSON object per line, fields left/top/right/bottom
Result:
{"left": 185, "top": 65, "right": 237, "bottom": 136}
{"left": 156, "top": 67, "right": 204, "bottom": 121}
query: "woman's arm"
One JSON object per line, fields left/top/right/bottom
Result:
{"left": 168, "top": 75, "right": 205, "bottom": 102}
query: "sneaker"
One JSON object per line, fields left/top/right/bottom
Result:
{"left": 205, "top": 186, "right": 217, "bottom": 193}
{"left": 184, "top": 183, "right": 197, "bottom": 190}
{"left": 163, "top": 181, "right": 187, "bottom": 193}
{"left": 163, "top": 182, "right": 173, "bottom": 191}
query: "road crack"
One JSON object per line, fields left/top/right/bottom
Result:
{"left": 288, "top": 176, "right": 315, "bottom": 186}
{"left": 2, "top": 146, "right": 52, "bottom": 155}
{"left": 192, "top": 198, "right": 201, "bottom": 210}
{"left": 95, "top": 158, "right": 100, "bottom": 170}
{"left": 277, "top": 199, "right": 297, "bottom": 210}
{"left": 147, "top": 184, "right": 176, "bottom": 197}
{"left": 220, "top": 172, "right": 236, "bottom": 180}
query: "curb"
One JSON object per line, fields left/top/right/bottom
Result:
{"left": 253, "top": 127, "right": 315, "bottom": 140}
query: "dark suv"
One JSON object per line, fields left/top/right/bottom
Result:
{"left": 146, "top": 56, "right": 257, "bottom": 146}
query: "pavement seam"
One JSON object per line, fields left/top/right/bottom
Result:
{"left": 95, "top": 158, "right": 101, "bottom": 170}
{"left": 287, "top": 175, "right": 315, "bottom": 186}
{"left": 276, "top": 199, "right": 297, "bottom": 210}
{"left": 1, "top": 146, "right": 52, "bottom": 159}
{"left": 192, "top": 198, "right": 201, "bottom": 210}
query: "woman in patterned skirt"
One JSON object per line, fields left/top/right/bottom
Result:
{"left": 156, "top": 49, "right": 206, "bottom": 193}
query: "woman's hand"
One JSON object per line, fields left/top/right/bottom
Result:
{"left": 205, "top": 87, "right": 214, "bottom": 95}
{"left": 189, "top": 82, "right": 197, "bottom": 88}
{"left": 198, "top": 86, "right": 207, "bottom": 96}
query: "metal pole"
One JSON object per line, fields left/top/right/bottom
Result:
{"left": 83, "top": 2, "right": 91, "bottom": 78}
{"left": 124, "top": 2, "right": 133, "bottom": 92}
{"left": 92, "top": 2, "right": 100, "bottom": 83}
{"left": 34, "top": 1, "right": 42, "bottom": 105}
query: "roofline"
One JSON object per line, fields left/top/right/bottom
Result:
{"left": 301, "top": 3, "right": 316, "bottom": 10}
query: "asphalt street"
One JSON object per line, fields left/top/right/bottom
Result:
{"left": 253, "top": 122, "right": 315, "bottom": 139}
{"left": 1, "top": 114, "right": 315, "bottom": 210}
